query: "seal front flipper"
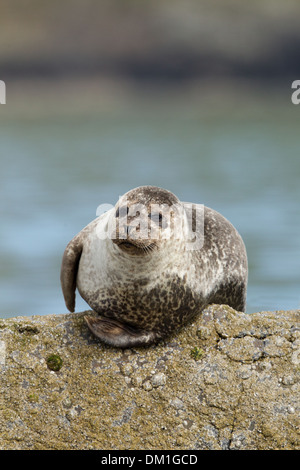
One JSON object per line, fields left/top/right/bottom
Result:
{"left": 60, "top": 233, "right": 84, "bottom": 313}
{"left": 60, "top": 218, "right": 100, "bottom": 313}
{"left": 84, "top": 315, "right": 158, "bottom": 348}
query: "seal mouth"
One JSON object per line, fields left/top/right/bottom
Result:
{"left": 113, "top": 239, "right": 157, "bottom": 255}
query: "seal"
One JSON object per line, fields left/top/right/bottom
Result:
{"left": 60, "top": 185, "right": 248, "bottom": 348}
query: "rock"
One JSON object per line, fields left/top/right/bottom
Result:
{"left": 0, "top": 305, "right": 299, "bottom": 450}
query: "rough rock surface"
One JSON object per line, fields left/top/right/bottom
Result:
{"left": 0, "top": 305, "right": 299, "bottom": 450}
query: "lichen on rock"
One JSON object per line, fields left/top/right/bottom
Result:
{"left": 0, "top": 305, "right": 299, "bottom": 450}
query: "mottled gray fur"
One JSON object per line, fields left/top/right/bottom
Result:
{"left": 61, "top": 186, "right": 248, "bottom": 347}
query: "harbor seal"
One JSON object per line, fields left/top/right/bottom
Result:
{"left": 60, "top": 185, "right": 248, "bottom": 348}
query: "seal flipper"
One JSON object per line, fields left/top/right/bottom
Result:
{"left": 84, "top": 315, "right": 158, "bottom": 348}
{"left": 60, "top": 234, "right": 83, "bottom": 313}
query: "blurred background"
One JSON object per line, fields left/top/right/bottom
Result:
{"left": 0, "top": 0, "right": 300, "bottom": 317}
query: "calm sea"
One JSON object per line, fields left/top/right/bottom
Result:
{"left": 0, "top": 83, "right": 299, "bottom": 317}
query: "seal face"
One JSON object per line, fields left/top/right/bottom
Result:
{"left": 60, "top": 185, "right": 248, "bottom": 348}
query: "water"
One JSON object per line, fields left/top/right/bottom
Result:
{"left": 1, "top": 84, "right": 299, "bottom": 318}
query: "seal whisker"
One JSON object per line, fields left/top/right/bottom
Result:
{"left": 143, "top": 244, "right": 153, "bottom": 254}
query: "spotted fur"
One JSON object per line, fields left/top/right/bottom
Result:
{"left": 60, "top": 186, "right": 248, "bottom": 347}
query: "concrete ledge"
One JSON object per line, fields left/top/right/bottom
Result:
{"left": 0, "top": 305, "right": 299, "bottom": 450}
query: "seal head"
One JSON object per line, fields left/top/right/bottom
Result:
{"left": 61, "top": 185, "right": 248, "bottom": 347}
{"left": 110, "top": 185, "right": 184, "bottom": 256}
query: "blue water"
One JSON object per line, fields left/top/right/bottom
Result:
{"left": 1, "top": 90, "right": 300, "bottom": 317}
